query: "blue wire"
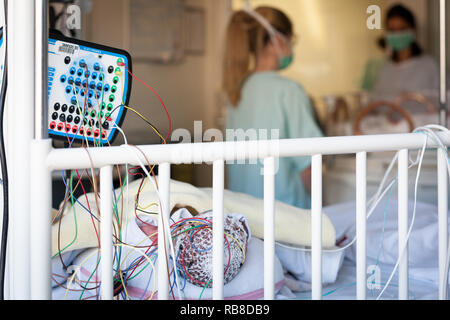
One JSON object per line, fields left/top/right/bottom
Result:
{"left": 60, "top": 170, "right": 99, "bottom": 222}
{"left": 370, "top": 178, "right": 396, "bottom": 297}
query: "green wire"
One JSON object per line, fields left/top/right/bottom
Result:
{"left": 79, "top": 255, "right": 101, "bottom": 300}
{"left": 199, "top": 279, "right": 212, "bottom": 300}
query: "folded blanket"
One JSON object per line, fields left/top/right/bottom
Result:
{"left": 51, "top": 178, "right": 336, "bottom": 256}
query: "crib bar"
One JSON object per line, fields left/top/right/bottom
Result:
{"left": 100, "top": 166, "right": 113, "bottom": 300}
{"left": 30, "top": 140, "right": 53, "bottom": 300}
{"left": 440, "top": 0, "right": 448, "bottom": 126}
{"left": 356, "top": 152, "right": 367, "bottom": 300}
{"left": 213, "top": 160, "right": 225, "bottom": 300}
{"left": 9, "top": 0, "right": 35, "bottom": 300}
{"left": 46, "top": 133, "right": 450, "bottom": 171}
{"left": 264, "top": 157, "right": 276, "bottom": 300}
{"left": 158, "top": 163, "right": 171, "bottom": 300}
{"left": 437, "top": 148, "right": 448, "bottom": 300}
{"left": 311, "top": 154, "right": 323, "bottom": 300}
{"left": 34, "top": 0, "right": 48, "bottom": 140}
{"left": 398, "top": 149, "right": 409, "bottom": 300}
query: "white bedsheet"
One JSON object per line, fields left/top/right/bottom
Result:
{"left": 285, "top": 258, "right": 439, "bottom": 300}
{"left": 323, "top": 200, "right": 450, "bottom": 286}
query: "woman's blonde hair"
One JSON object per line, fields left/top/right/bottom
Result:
{"left": 223, "top": 7, "right": 293, "bottom": 106}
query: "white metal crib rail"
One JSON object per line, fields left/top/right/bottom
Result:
{"left": 25, "top": 133, "right": 450, "bottom": 300}
{"left": 5, "top": 0, "right": 450, "bottom": 301}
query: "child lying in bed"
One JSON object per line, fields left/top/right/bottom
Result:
{"left": 52, "top": 206, "right": 287, "bottom": 300}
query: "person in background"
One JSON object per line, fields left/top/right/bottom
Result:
{"left": 223, "top": 6, "right": 323, "bottom": 209}
{"left": 371, "top": 4, "right": 439, "bottom": 104}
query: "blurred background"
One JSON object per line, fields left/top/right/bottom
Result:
{"left": 49, "top": 0, "right": 449, "bottom": 203}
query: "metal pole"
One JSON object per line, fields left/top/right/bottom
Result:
{"left": 437, "top": 149, "right": 448, "bottom": 300}
{"left": 212, "top": 160, "right": 224, "bottom": 300}
{"left": 30, "top": 140, "right": 52, "bottom": 300}
{"left": 263, "top": 157, "right": 275, "bottom": 300}
{"left": 35, "top": 0, "right": 48, "bottom": 140}
{"left": 100, "top": 166, "right": 113, "bottom": 300}
{"left": 9, "top": 0, "right": 35, "bottom": 300}
{"left": 398, "top": 149, "right": 409, "bottom": 300}
{"left": 29, "top": 0, "right": 52, "bottom": 301}
{"left": 311, "top": 154, "right": 323, "bottom": 300}
{"left": 157, "top": 163, "right": 170, "bottom": 300}
{"left": 440, "top": 0, "right": 447, "bottom": 127}
{"left": 356, "top": 152, "right": 367, "bottom": 300}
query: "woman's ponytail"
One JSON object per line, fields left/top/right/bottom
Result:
{"left": 223, "top": 7, "right": 293, "bottom": 107}
{"left": 223, "top": 11, "right": 253, "bottom": 106}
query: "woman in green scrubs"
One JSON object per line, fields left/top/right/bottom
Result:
{"left": 223, "top": 6, "right": 323, "bottom": 209}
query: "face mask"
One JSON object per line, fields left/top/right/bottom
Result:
{"left": 386, "top": 31, "right": 415, "bottom": 52}
{"left": 279, "top": 53, "right": 293, "bottom": 70}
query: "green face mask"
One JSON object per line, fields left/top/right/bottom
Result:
{"left": 279, "top": 55, "right": 293, "bottom": 70}
{"left": 386, "top": 31, "right": 415, "bottom": 52}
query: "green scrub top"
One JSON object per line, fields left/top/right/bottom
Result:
{"left": 226, "top": 72, "right": 323, "bottom": 209}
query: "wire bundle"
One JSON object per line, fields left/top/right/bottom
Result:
{"left": 51, "top": 50, "right": 177, "bottom": 300}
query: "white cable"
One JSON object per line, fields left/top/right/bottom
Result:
{"left": 413, "top": 125, "right": 450, "bottom": 299}
{"left": 275, "top": 176, "right": 398, "bottom": 253}
{"left": 275, "top": 125, "right": 450, "bottom": 300}
{"left": 110, "top": 125, "right": 183, "bottom": 299}
{"left": 376, "top": 133, "right": 427, "bottom": 299}
{"left": 376, "top": 125, "right": 450, "bottom": 299}
{"left": 121, "top": 144, "right": 183, "bottom": 300}
{"left": 275, "top": 150, "right": 416, "bottom": 253}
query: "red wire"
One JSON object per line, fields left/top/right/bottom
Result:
{"left": 64, "top": 130, "right": 101, "bottom": 247}
{"left": 120, "top": 63, "right": 172, "bottom": 142}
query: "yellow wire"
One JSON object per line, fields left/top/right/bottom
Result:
{"left": 224, "top": 231, "right": 247, "bottom": 264}
{"left": 123, "top": 105, "right": 166, "bottom": 143}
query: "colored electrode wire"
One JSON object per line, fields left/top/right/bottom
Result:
{"left": 118, "top": 61, "right": 172, "bottom": 142}
{"left": 64, "top": 215, "right": 247, "bottom": 300}
{"left": 55, "top": 60, "right": 210, "bottom": 300}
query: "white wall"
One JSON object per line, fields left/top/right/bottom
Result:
{"left": 84, "top": 0, "right": 230, "bottom": 187}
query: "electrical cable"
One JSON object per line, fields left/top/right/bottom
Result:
{"left": 0, "top": 0, "right": 7, "bottom": 300}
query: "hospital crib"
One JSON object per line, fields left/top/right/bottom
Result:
{"left": 25, "top": 132, "right": 448, "bottom": 301}
{"left": 3, "top": 0, "right": 450, "bottom": 301}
